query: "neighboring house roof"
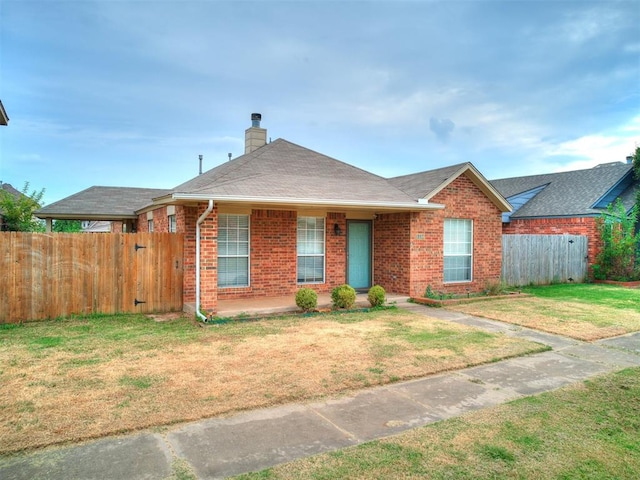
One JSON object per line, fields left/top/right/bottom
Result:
{"left": 0, "top": 100, "right": 8, "bottom": 126}
{"left": 491, "top": 162, "right": 637, "bottom": 221}
{"left": 389, "top": 162, "right": 512, "bottom": 212}
{"left": 36, "top": 186, "right": 171, "bottom": 220}
{"left": 157, "top": 138, "right": 443, "bottom": 211}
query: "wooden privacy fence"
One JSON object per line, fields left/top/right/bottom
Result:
{"left": 0, "top": 232, "right": 184, "bottom": 323}
{"left": 502, "top": 234, "right": 588, "bottom": 286}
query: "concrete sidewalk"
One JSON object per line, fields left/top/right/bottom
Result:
{"left": 1, "top": 302, "right": 639, "bottom": 480}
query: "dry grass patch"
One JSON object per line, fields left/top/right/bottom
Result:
{"left": 449, "top": 297, "right": 640, "bottom": 341}
{"left": 0, "top": 309, "right": 546, "bottom": 453}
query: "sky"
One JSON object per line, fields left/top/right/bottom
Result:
{"left": 0, "top": 0, "right": 639, "bottom": 205}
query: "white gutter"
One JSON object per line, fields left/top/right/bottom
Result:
{"left": 195, "top": 199, "right": 214, "bottom": 322}
{"left": 170, "top": 194, "right": 445, "bottom": 211}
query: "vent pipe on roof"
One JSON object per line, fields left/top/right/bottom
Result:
{"left": 198, "top": 154, "right": 203, "bottom": 175}
{"left": 251, "top": 113, "right": 261, "bottom": 127}
{"left": 228, "top": 153, "right": 232, "bottom": 162}
{"left": 626, "top": 155, "right": 634, "bottom": 165}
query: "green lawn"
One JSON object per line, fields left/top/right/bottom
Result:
{"left": 450, "top": 283, "right": 640, "bottom": 341}
{"left": 522, "top": 283, "right": 640, "bottom": 312}
{"left": 233, "top": 368, "right": 640, "bottom": 480}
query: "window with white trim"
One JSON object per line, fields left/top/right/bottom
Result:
{"left": 218, "top": 214, "right": 250, "bottom": 288}
{"left": 443, "top": 218, "right": 472, "bottom": 282}
{"left": 168, "top": 215, "right": 176, "bottom": 233}
{"left": 297, "top": 217, "right": 325, "bottom": 283}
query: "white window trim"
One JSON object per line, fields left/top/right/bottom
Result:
{"left": 218, "top": 213, "right": 250, "bottom": 288}
{"left": 148, "top": 219, "right": 154, "bottom": 232}
{"left": 443, "top": 218, "right": 473, "bottom": 283}
{"left": 297, "top": 216, "right": 326, "bottom": 284}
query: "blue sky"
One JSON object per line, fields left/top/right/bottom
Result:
{"left": 1, "top": 0, "right": 638, "bottom": 205}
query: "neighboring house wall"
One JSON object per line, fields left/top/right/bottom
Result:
{"left": 502, "top": 217, "right": 601, "bottom": 267}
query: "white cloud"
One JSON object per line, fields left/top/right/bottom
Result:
{"left": 547, "top": 115, "right": 640, "bottom": 170}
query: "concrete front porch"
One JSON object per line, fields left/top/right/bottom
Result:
{"left": 184, "top": 292, "right": 409, "bottom": 318}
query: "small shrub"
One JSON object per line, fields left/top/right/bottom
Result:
{"left": 485, "top": 280, "right": 507, "bottom": 296}
{"left": 367, "top": 285, "right": 386, "bottom": 307}
{"left": 295, "top": 288, "right": 318, "bottom": 312}
{"left": 331, "top": 284, "right": 356, "bottom": 309}
{"left": 424, "top": 285, "right": 438, "bottom": 299}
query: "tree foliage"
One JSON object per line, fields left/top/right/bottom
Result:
{"left": 53, "top": 220, "right": 83, "bottom": 232}
{"left": 592, "top": 199, "right": 639, "bottom": 281}
{"left": 634, "top": 146, "right": 640, "bottom": 210}
{"left": 0, "top": 182, "right": 45, "bottom": 232}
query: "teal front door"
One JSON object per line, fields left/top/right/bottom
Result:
{"left": 347, "top": 221, "right": 371, "bottom": 289}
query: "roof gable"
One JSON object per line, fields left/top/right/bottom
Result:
{"left": 389, "top": 162, "right": 512, "bottom": 212}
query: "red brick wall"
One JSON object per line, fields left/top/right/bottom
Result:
{"left": 326, "top": 212, "right": 348, "bottom": 290}
{"left": 164, "top": 175, "right": 505, "bottom": 311}
{"left": 216, "top": 209, "right": 347, "bottom": 300}
{"left": 428, "top": 173, "right": 504, "bottom": 295}
{"left": 182, "top": 206, "right": 198, "bottom": 305}
{"left": 373, "top": 212, "right": 412, "bottom": 294}
{"left": 502, "top": 217, "right": 601, "bottom": 266}
{"left": 373, "top": 174, "right": 503, "bottom": 296}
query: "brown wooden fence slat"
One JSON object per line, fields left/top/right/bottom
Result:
{"left": 0, "top": 232, "right": 184, "bottom": 323}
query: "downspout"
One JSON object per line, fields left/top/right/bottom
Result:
{"left": 196, "top": 199, "right": 214, "bottom": 322}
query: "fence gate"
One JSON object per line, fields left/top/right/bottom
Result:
{"left": 0, "top": 232, "right": 184, "bottom": 323}
{"left": 502, "top": 234, "right": 588, "bottom": 286}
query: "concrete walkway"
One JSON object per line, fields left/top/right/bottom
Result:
{"left": 1, "top": 301, "right": 639, "bottom": 480}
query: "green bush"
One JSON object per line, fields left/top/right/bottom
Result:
{"left": 367, "top": 285, "right": 386, "bottom": 307}
{"left": 592, "top": 200, "right": 639, "bottom": 281}
{"left": 295, "top": 288, "right": 318, "bottom": 312}
{"left": 331, "top": 284, "right": 356, "bottom": 309}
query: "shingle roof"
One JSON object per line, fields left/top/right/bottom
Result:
{"left": 36, "top": 186, "right": 171, "bottom": 219}
{"left": 388, "top": 163, "right": 471, "bottom": 199}
{"left": 170, "top": 138, "right": 420, "bottom": 206}
{"left": 490, "top": 163, "right": 635, "bottom": 218}
{"left": 388, "top": 162, "right": 512, "bottom": 212}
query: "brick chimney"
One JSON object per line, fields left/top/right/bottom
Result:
{"left": 244, "top": 113, "right": 267, "bottom": 154}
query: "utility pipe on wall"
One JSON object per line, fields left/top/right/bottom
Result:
{"left": 196, "top": 199, "right": 214, "bottom": 322}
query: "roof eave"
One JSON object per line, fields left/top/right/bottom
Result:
{"left": 169, "top": 193, "right": 445, "bottom": 211}
{"left": 35, "top": 213, "right": 137, "bottom": 221}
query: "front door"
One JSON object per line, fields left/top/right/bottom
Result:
{"left": 347, "top": 221, "right": 371, "bottom": 289}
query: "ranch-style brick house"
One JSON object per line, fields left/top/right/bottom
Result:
{"left": 36, "top": 114, "right": 512, "bottom": 315}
